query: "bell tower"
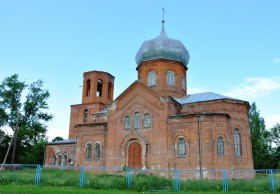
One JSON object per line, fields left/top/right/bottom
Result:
{"left": 68, "top": 70, "right": 114, "bottom": 139}
{"left": 82, "top": 70, "right": 114, "bottom": 105}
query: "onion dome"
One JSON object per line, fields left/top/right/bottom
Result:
{"left": 135, "top": 19, "right": 190, "bottom": 68}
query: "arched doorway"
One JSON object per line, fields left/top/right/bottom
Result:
{"left": 128, "top": 142, "right": 142, "bottom": 169}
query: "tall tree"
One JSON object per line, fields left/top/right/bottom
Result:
{"left": 270, "top": 123, "right": 280, "bottom": 147}
{"left": 0, "top": 74, "right": 53, "bottom": 164}
{"left": 19, "top": 139, "right": 48, "bottom": 165}
{"left": 270, "top": 123, "right": 280, "bottom": 169}
{"left": 249, "top": 102, "right": 274, "bottom": 169}
{"left": 0, "top": 129, "right": 11, "bottom": 162}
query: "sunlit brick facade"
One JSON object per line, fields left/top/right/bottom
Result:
{"left": 45, "top": 23, "right": 254, "bottom": 175}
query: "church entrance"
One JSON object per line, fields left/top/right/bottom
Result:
{"left": 128, "top": 142, "right": 142, "bottom": 169}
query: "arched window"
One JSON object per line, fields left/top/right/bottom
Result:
{"left": 58, "top": 155, "right": 62, "bottom": 166}
{"left": 234, "top": 129, "right": 241, "bottom": 157}
{"left": 167, "top": 71, "right": 175, "bottom": 86}
{"left": 52, "top": 155, "right": 56, "bottom": 166}
{"left": 134, "top": 112, "right": 140, "bottom": 129}
{"left": 86, "top": 143, "right": 92, "bottom": 161}
{"left": 86, "top": 79, "right": 91, "bottom": 96}
{"left": 217, "top": 137, "right": 224, "bottom": 156}
{"left": 182, "top": 75, "right": 185, "bottom": 90}
{"left": 124, "top": 116, "right": 131, "bottom": 130}
{"left": 63, "top": 155, "right": 67, "bottom": 166}
{"left": 84, "top": 109, "right": 88, "bottom": 123}
{"left": 96, "top": 79, "right": 103, "bottom": 97}
{"left": 95, "top": 143, "right": 101, "bottom": 160}
{"left": 148, "top": 71, "right": 156, "bottom": 86}
{"left": 144, "top": 113, "right": 151, "bottom": 128}
{"left": 178, "top": 138, "right": 186, "bottom": 157}
{"left": 108, "top": 82, "right": 113, "bottom": 100}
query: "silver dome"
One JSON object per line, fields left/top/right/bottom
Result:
{"left": 135, "top": 24, "right": 190, "bottom": 68}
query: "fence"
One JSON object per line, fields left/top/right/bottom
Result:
{"left": 0, "top": 164, "right": 279, "bottom": 192}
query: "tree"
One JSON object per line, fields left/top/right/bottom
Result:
{"left": 249, "top": 102, "right": 275, "bottom": 169}
{"left": 0, "top": 129, "right": 11, "bottom": 162}
{"left": 19, "top": 139, "right": 48, "bottom": 165}
{"left": 51, "top": 136, "right": 64, "bottom": 142}
{"left": 269, "top": 123, "right": 280, "bottom": 169}
{"left": 0, "top": 74, "right": 53, "bottom": 164}
{"left": 270, "top": 123, "right": 280, "bottom": 147}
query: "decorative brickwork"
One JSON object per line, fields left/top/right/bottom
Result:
{"left": 45, "top": 27, "right": 253, "bottom": 176}
{"left": 137, "top": 59, "right": 187, "bottom": 98}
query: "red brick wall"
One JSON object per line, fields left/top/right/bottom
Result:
{"left": 82, "top": 70, "right": 114, "bottom": 104}
{"left": 137, "top": 59, "right": 187, "bottom": 98}
{"left": 68, "top": 103, "right": 106, "bottom": 138}
{"left": 74, "top": 124, "right": 107, "bottom": 167}
{"left": 167, "top": 100, "right": 253, "bottom": 171}
{"left": 105, "top": 82, "right": 170, "bottom": 169}
{"left": 45, "top": 143, "right": 76, "bottom": 166}
{"left": 46, "top": 69, "right": 254, "bottom": 174}
{"left": 69, "top": 69, "right": 114, "bottom": 138}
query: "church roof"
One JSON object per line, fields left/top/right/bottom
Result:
{"left": 95, "top": 109, "right": 107, "bottom": 114}
{"left": 47, "top": 138, "right": 76, "bottom": 145}
{"left": 135, "top": 21, "right": 190, "bottom": 68}
{"left": 174, "top": 92, "right": 240, "bottom": 104}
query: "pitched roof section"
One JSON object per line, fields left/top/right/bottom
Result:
{"left": 112, "top": 80, "right": 161, "bottom": 103}
{"left": 47, "top": 138, "right": 76, "bottom": 145}
{"left": 174, "top": 92, "right": 240, "bottom": 105}
{"left": 94, "top": 108, "right": 107, "bottom": 115}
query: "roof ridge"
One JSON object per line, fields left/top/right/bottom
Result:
{"left": 175, "top": 91, "right": 243, "bottom": 105}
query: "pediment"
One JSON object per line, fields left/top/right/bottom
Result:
{"left": 116, "top": 81, "right": 160, "bottom": 102}
{"left": 107, "top": 81, "right": 162, "bottom": 113}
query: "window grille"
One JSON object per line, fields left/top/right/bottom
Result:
{"left": 148, "top": 71, "right": 156, "bottom": 86}
{"left": 134, "top": 112, "right": 140, "bottom": 129}
{"left": 86, "top": 143, "right": 92, "bottom": 160}
{"left": 217, "top": 137, "right": 224, "bottom": 156}
{"left": 124, "top": 116, "right": 131, "bottom": 129}
{"left": 167, "top": 71, "right": 175, "bottom": 86}
{"left": 234, "top": 129, "right": 241, "bottom": 157}
{"left": 95, "top": 143, "right": 101, "bottom": 160}
{"left": 178, "top": 138, "right": 186, "bottom": 156}
{"left": 144, "top": 114, "right": 151, "bottom": 128}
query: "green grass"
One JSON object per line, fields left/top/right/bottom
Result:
{"left": 0, "top": 167, "right": 279, "bottom": 193}
{"left": 0, "top": 185, "right": 271, "bottom": 194}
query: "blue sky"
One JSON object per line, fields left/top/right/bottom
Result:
{"left": 1, "top": 0, "right": 279, "bottom": 140}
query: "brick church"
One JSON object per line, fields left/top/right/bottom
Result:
{"left": 45, "top": 19, "right": 254, "bottom": 172}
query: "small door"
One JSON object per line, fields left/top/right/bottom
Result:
{"left": 128, "top": 142, "right": 142, "bottom": 169}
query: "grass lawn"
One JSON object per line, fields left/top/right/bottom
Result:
{"left": 0, "top": 185, "right": 271, "bottom": 194}
{"left": 1, "top": 168, "right": 278, "bottom": 193}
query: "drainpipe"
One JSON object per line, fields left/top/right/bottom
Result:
{"left": 198, "top": 114, "right": 203, "bottom": 179}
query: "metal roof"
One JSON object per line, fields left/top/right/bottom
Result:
{"left": 48, "top": 138, "right": 76, "bottom": 145}
{"left": 135, "top": 23, "right": 190, "bottom": 68}
{"left": 94, "top": 108, "right": 107, "bottom": 114}
{"left": 174, "top": 92, "right": 239, "bottom": 105}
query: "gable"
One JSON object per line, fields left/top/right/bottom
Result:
{"left": 107, "top": 81, "right": 165, "bottom": 118}
{"left": 114, "top": 81, "right": 160, "bottom": 102}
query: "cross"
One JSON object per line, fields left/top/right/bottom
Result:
{"left": 162, "top": 8, "right": 165, "bottom": 23}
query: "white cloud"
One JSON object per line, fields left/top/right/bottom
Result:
{"left": 224, "top": 77, "right": 280, "bottom": 100}
{"left": 265, "top": 114, "right": 280, "bottom": 129}
{"left": 273, "top": 58, "right": 280, "bottom": 63}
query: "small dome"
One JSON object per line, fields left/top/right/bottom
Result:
{"left": 135, "top": 24, "right": 190, "bottom": 68}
